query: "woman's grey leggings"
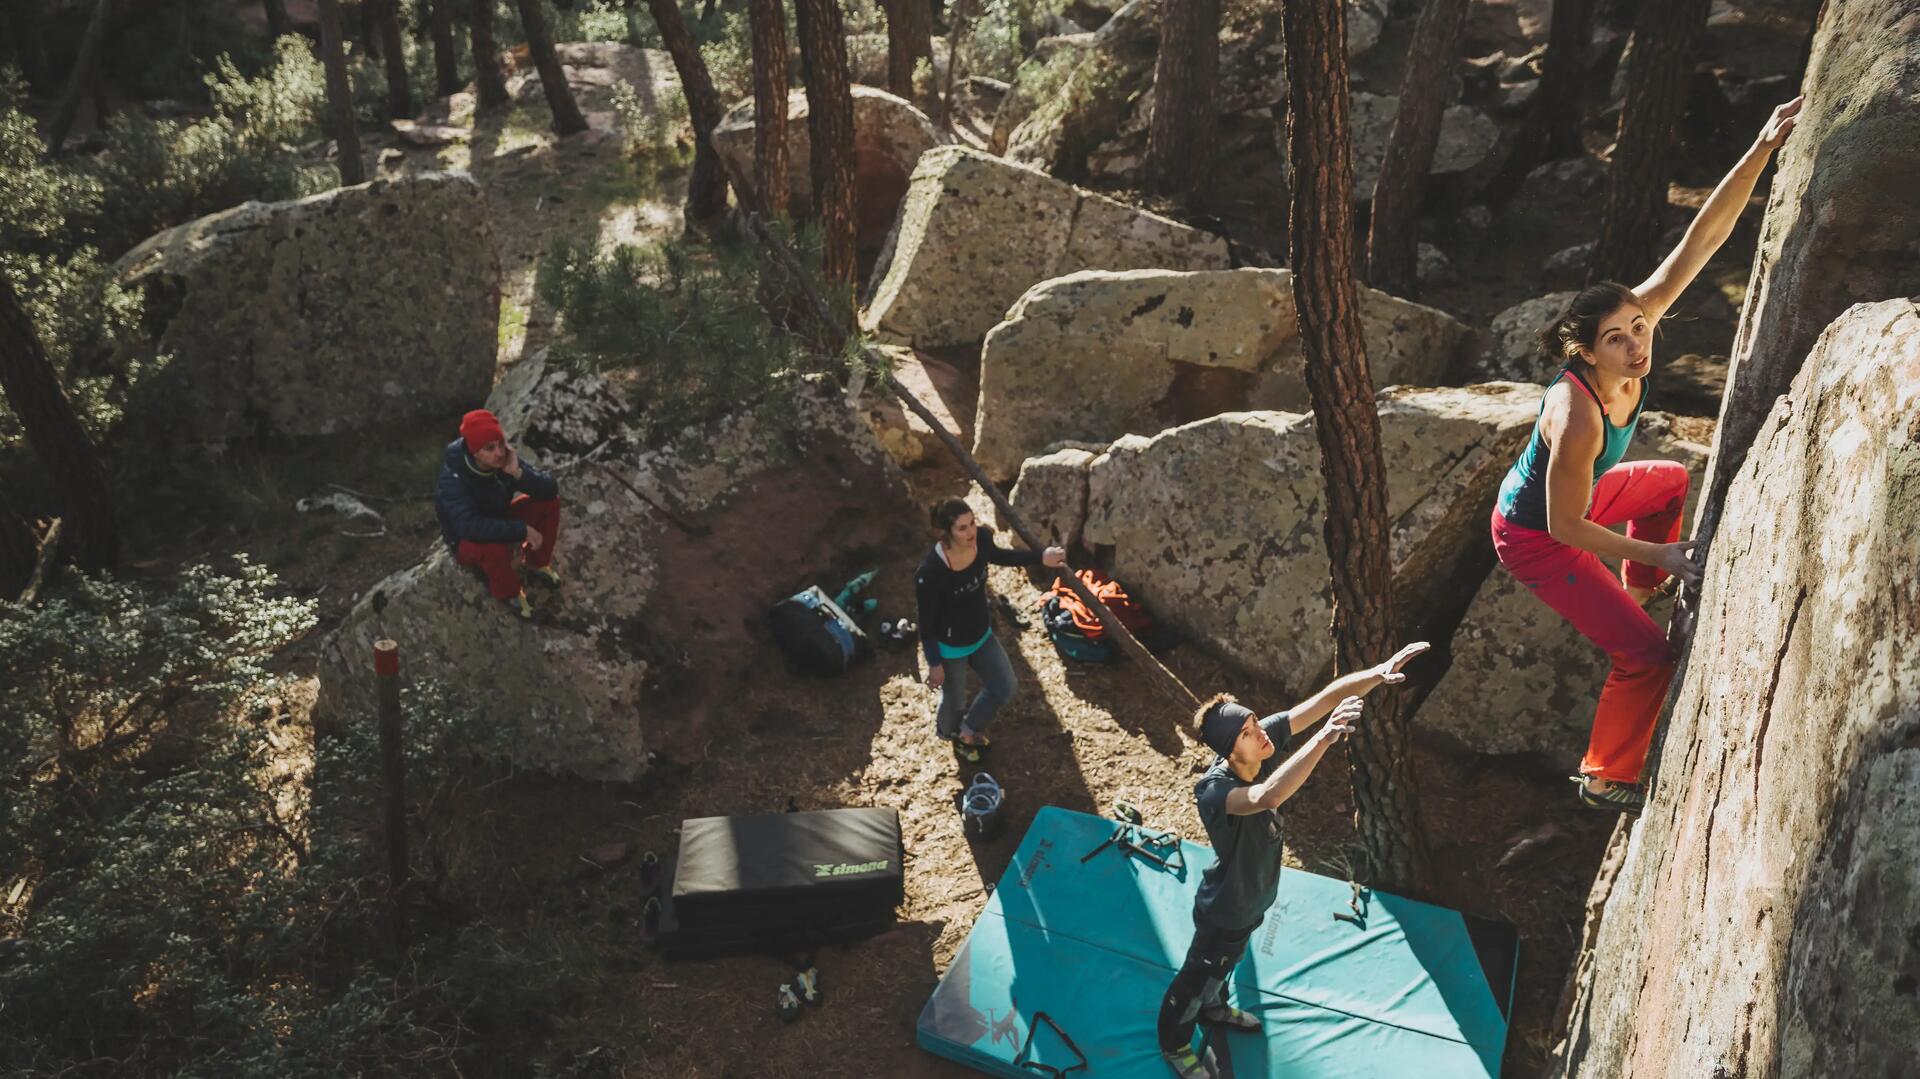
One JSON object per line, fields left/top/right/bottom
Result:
{"left": 934, "top": 633, "right": 1017, "bottom": 739}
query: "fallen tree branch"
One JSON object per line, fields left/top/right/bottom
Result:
{"left": 740, "top": 213, "right": 1200, "bottom": 711}
{"left": 17, "top": 517, "right": 63, "bottom": 605}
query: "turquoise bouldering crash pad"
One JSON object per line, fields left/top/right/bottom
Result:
{"left": 917, "top": 807, "right": 1517, "bottom": 1077}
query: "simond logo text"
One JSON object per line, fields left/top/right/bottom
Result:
{"left": 814, "top": 860, "right": 890, "bottom": 878}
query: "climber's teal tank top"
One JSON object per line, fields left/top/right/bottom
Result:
{"left": 1495, "top": 367, "right": 1647, "bottom": 531}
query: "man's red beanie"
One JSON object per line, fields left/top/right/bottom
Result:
{"left": 460, "top": 409, "right": 505, "bottom": 451}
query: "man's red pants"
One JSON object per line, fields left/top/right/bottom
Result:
{"left": 456, "top": 495, "right": 561, "bottom": 600}
{"left": 1491, "top": 460, "right": 1688, "bottom": 784}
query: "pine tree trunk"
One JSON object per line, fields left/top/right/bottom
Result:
{"left": 317, "top": 0, "right": 367, "bottom": 185}
{"left": 795, "top": 0, "right": 858, "bottom": 287}
{"left": 1280, "top": 0, "right": 1433, "bottom": 898}
{"left": 645, "top": 0, "right": 731, "bottom": 223}
{"left": 426, "top": 0, "right": 460, "bottom": 97}
{"left": 1540, "top": 0, "right": 1596, "bottom": 159}
{"left": 516, "top": 0, "right": 589, "bottom": 134}
{"left": 373, "top": 0, "right": 412, "bottom": 119}
{"left": 470, "top": 0, "right": 510, "bottom": 109}
{"left": 46, "top": 0, "right": 114, "bottom": 154}
{"left": 749, "top": 0, "right": 791, "bottom": 218}
{"left": 1365, "top": 0, "right": 1470, "bottom": 299}
{"left": 0, "top": 277, "right": 116, "bottom": 572}
{"left": 1143, "top": 0, "right": 1218, "bottom": 201}
{"left": 881, "top": 0, "right": 934, "bottom": 105}
{"left": 1588, "top": 0, "right": 1710, "bottom": 284}
{"left": 264, "top": 0, "right": 291, "bottom": 39}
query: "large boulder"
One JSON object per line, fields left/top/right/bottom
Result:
{"left": 518, "top": 42, "right": 682, "bottom": 114}
{"left": 1348, "top": 92, "right": 1503, "bottom": 202}
{"left": 1418, "top": 412, "right": 1711, "bottom": 762}
{"left": 859, "top": 346, "right": 973, "bottom": 469}
{"left": 710, "top": 86, "right": 947, "bottom": 255}
{"left": 1556, "top": 299, "right": 1920, "bottom": 1078}
{"left": 1026, "top": 384, "right": 1539, "bottom": 695}
{"left": 313, "top": 355, "right": 911, "bottom": 781}
{"left": 114, "top": 173, "right": 498, "bottom": 441}
{"left": 1478, "top": 290, "right": 1577, "bottom": 383}
{"left": 971, "top": 268, "right": 1472, "bottom": 481}
{"left": 1009, "top": 445, "right": 1103, "bottom": 553}
{"left": 860, "top": 146, "right": 1228, "bottom": 349}
{"left": 1699, "top": 0, "right": 1920, "bottom": 548}
{"left": 997, "top": 0, "right": 1161, "bottom": 177}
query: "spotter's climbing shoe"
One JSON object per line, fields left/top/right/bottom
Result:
{"left": 1573, "top": 775, "right": 1645, "bottom": 816}
{"left": 525, "top": 565, "right": 562, "bottom": 589}
{"left": 777, "top": 982, "right": 803, "bottom": 1022}
{"left": 1161, "top": 1044, "right": 1219, "bottom": 1079}
{"left": 503, "top": 592, "right": 534, "bottom": 622}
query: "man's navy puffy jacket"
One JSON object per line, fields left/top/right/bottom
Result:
{"left": 433, "top": 439, "right": 560, "bottom": 552}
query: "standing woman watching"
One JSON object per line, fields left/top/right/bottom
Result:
{"left": 1491, "top": 97, "right": 1804, "bottom": 815}
{"left": 914, "top": 497, "right": 1066, "bottom": 764}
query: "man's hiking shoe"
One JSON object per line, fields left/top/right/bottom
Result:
{"left": 952, "top": 739, "right": 987, "bottom": 765}
{"left": 525, "top": 565, "right": 562, "bottom": 589}
{"left": 1574, "top": 775, "right": 1645, "bottom": 815}
{"left": 1161, "top": 1045, "right": 1219, "bottom": 1079}
{"left": 503, "top": 592, "right": 534, "bottom": 622}
{"left": 1198, "top": 1003, "right": 1261, "bottom": 1032}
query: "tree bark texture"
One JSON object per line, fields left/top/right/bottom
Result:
{"left": 795, "top": 0, "right": 859, "bottom": 288}
{"left": 1280, "top": 0, "right": 1433, "bottom": 897}
{"left": 373, "top": 0, "right": 413, "bottom": 119}
{"left": 1588, "top": 0, "right": 1710, "bottom": 285}
{"left": 425, "top": 0, "right": 460, "bottom": 97}
{"left": 645, "top": 0, "right": 731, "bottom": 223}
{"left": 881, "top": 0, "right": 935, "bottom": 105}
{"left": 46, "top": 0, "right": 114, "bottom": 154}
{"left": 1540, "top": 0, "right": 1597, "bottom": 159}
{"left": 470, "top": 0, "right": 510, "bottom": 109}
{"left": 263, "top": 0, "right": 291, "bottom": 39}
{"left": 0, "top": 481, "right": 35, "bottom": 601}
{"left": 1365, "top": 0, "right": 1470, "bottom": 299}
{"left": 317, "top": 0, "right": 367, "bottom": 185}
{"left": 749, "top": 0, "right": 791, "bottom": 218}
{"left": 0, "top": 276, "right": 117, "bottom": 571}
{"left": 516, "top": 0, "right": 589, "bottom": 134}
{"left": 1143, "top": 0, "right": 1219, "bottom": 201}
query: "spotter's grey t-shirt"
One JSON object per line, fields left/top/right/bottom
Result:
{"left": 1192, "top": 711, "right": 1293, "bottom": 931}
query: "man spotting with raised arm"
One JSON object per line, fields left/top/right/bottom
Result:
{"left": 1158, "top": 642, "right": 1428, "bottom": 1079}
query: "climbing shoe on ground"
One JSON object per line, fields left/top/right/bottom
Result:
{"left": 951, "top": 735, "right": 989, "bottom": 765}
{"left": 777, "top": 982, "right": 803, "bottom": 1022}
{"left": 525, "top": 565, "right": 561, "bottom": 589}
{"left": 1161, "top": 1045, "right": 1219, "bottom": 1079}
{"left": 1197, "top": 1002, "right": 1261, "bottom": 1032}
{"left": 639, "top": 895, "right": 661, "bottom": 947}
{"left": 996, "top": 594, "right": 1032, "bottom": 630}
{"left": 794, "top": 967, "right": 822, "bottom": 1006}
{"left": 1573, "top": 775, "right": 1645, "bottom": 815}
{"left": 503, "top": 592, "right": 534, "bottom": 622}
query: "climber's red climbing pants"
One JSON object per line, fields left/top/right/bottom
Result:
{"left": 456, "top": 495, "right": 561, "bottom": 600}
{"left": 1490, "top": 460, "right": 1690, "bottom": 784}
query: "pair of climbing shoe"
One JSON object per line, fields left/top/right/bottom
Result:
{"left": 500, "top": 566, "right": 562, "bottom": 622}
{"left": 777, "top": 968, "right": 822, "bottom": 1022}
{"left": 1573, "top": 775, "right": 1646, "bottom": 815}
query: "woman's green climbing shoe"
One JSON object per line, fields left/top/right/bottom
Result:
{"left": 1161, "top": 1045, "right": 1219, "bottom": 1078}
{"left": 1574, "top": 775, "right": 1645, "bottom": 815}
{"left": 1197, "top": 1002, "right": 1261, "bottom": 1031}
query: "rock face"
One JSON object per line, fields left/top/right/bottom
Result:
{"left": 997, "top": 0, "right": 1160, "bottom": 178}
{"left": 1348, "top": 92, "right": 1503, "bottom": 201}
{"left": 860, "top": 146, "right": 1229, "bottom": 349}
{"left": 859, "top": 346, "right": 973, "bottom": 469}
{"left": 1557, "top": 299, "right": 1920, "bottom": 1079}
{"left": 1013, "top": 384, "right": 1539, "bottom": 695}
{"left": 1479, "top": 291, "right": 1577, "bottom": 383}
{"left": 1418, "top": 413, "right": 1710, "bottom": 762}
{"left": 114, "top": 173, "right": 499, "bottom": 441}
{"left": 1701, "top": 0, "right": 1920, "bottom": 545}
{"left": 710, "top": 86, "right": 946, "bottom": 254}
{"left": 971, "top": 268, "right": 1472, "bottom": 481}
{"left": 1010, "top": 446, "right": 1102, "bottom": 553}
{"left": 313, "top": 355, "right": 911, "bottom": 781}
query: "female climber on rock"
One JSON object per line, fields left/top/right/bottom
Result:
{"left": 1491, "top": 95, "right": 1804, "bottom": 815}
{"left": 914, "top": 496, "right": 1066, "bottom": 764}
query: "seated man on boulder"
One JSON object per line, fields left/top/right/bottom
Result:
{"left": 434, "top": 408, "right": 561, "bottom": 621}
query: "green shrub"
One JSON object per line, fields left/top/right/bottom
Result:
{"left": 537, "top": 235, "right": 816, "bottom": 441}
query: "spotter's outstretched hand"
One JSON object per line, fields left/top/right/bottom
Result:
{"left": 1372, "top": 641, "right": 1431, "bottom": 685}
